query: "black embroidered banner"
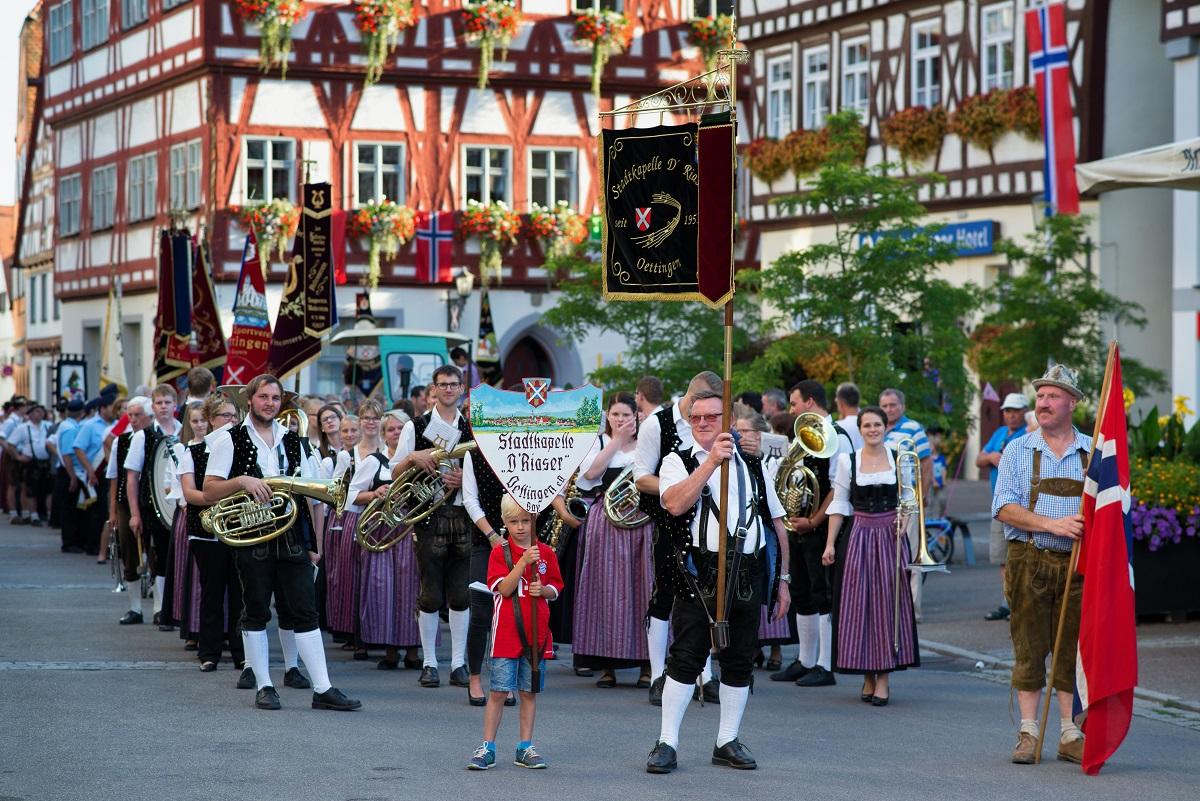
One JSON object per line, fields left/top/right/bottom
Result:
{"left": 600, "top": 123, "right": 706, "bottom": 305}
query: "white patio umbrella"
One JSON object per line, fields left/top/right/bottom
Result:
{"left": 1076, "top": 136, "right": 1200, "bottom": 193}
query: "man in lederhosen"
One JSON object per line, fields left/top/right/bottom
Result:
{"left": 204, "top": 374, "right": 360, "bottom": 712}
{"left": 113, "top": 397, "right": 151, "bottom": 624}
{"left": 390, "top": 363, "right": 472, "bottom": 689}
{"left": 645, "top": 388, "right": 791, "bottom": 774}
{"left": 634, "top": 371, "right": 723, "bottom": 705}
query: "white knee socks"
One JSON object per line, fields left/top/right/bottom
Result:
{"left": 701, "top": 654, "right": 714, "bottom": 685}
{"left": 817, "top": 614, "right": 833, "bottom": 671}
{"left": 647, "top": 617, "right": 670, "bottom": 679}
{"left": 294, "top": 629, "right": 331, "bottom": 694}
{"left": 657, "top": 676, "right": 693, "bottom": 748}
{"left": 448, "top": 609, "right": 469, "bottom": 670}
{"left": 796, "top": 614, "right": 818, "bottom": 667}
{"left": 242, "top": 629, "right": 271, "bottom": 690}
{"left": 153, "top": 576, "right": 165, "bottom": 614}
{"left": 129, "top": 585, "right": 142, "bottom": 613}
{"left": 716, "top": 684, "right": 750, "bottom": 746}
{"left": 419, "top": 611, "right": 441, "bottom": 668}
{"left": 278, "top": 628, "right": 299, "bottom": 669}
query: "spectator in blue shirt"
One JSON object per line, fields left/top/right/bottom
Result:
{"left": 975, "top": 393, "right": 1029, "bottom": 622}
{"left": 74, "top": 395, "right": 118, "bottom": 557}
{"left": 879, "top": 388, "right": 931, "bottom": 621}
{"left": 54, "top": 400, "right": 86, "bottom": 552}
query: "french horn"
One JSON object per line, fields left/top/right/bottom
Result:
{"left": 203, "top": 471, "right": 350, "bottom": 547}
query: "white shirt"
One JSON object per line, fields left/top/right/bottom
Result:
{"left": 8, "top": 420, "right": 50, "bottom": 459}
{"left": 346, "top": 450, "right": 388, "bottom": 514}
{"left": 205, "top": 418, "right": 313, "bottom": 481}
{"left": 461, "top": 450, "right": 487, "bottom": 525}
{"left": 0, "top": 413, "right": 22, "bottom": 440}
{"left": 165, "top": 442, "right": 190, "bottom": 504}
{"left": 659, "top": 445, "right": 785, "bottom": 554}
{"left": 827, "top": 449, "right": 898, "bottom": 518}
{"left": 123, "top": 418, "right": 183, "bottom": 473}
{"left": 633, "top": 403, "right": 692, "bottom": 481}
{"left": 837, "top": 415, "right": 865, "bottom": 451}
{"left": 577, "top": 434, "right": 635, "bottom": 492}
{"left": 391, "top": 409, "right": 466, "bottom": 506}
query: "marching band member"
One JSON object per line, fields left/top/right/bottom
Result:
{"left": 179, "top": 394, "right": 245, "bottom": 673}
{"left": 821, "top": 406, "right": 919, "bottom": 707}
{"left": 645, "top": 388, "right": 790, "bottom": 774}
{"left": 324, "top": 414, "right": 363, "bottom": 646}
{"left": 203, "top": 374, "right": 360, "bottom": 712}
{"left": 633, "top": 371, "right": 722, "bottom": 706}
{"left": 390, "top": 364, "right": 472, "bottom": 690}
{"left": 112, "top": 397, "right": 151, "bottom": 623}
{"left": 165, "top": 404, "right": 207, "bottom": 648}
{"left": 125, "top": 384, "right": 183, "bottom": 628}
{"left": 341, "top": 399, "right": 385, "bottom": 661}
{"left": 315, "top": 404, "right": 345, "bottom": 477}
{"left": 572, "top": 392, "right": 654, "bottom": 689}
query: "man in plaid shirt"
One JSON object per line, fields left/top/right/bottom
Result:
{"left": 992, "top": 364, "right": 1092, "bottom": 766}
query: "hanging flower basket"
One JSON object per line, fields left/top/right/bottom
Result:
{"left": 742, "top": 138, "right": 789, "bottom": 185}
{"left": 462, "top": 0, "right": 523, "bottom": 90}
{"left": 880, "top": 105, "right": 949, "bottom": 163}
{"left": 527, "top": 201, "right": 588, "bottom": 260}
{"left": 353, "top": 0, "right": 417, "bottom": 86}
{"left": 1001, "top": 86, "right": 1042, "bottom": 141}
{"left": 349, "top": 199, "right": 416, "bottom": 289}
{"left": 232, "top": 0, "right": 308, "bottom": 79}
{"left": 459, "top": 199, "right": 521, "bottom": 284}
{"left": 573, "top": 10, "right": 634, "bottom": 97}
{"left": 232, "top": 198, "right": 300, "bottom": 279}
{"left": 687, "top": 14, "right": 734, "bottom": 74}
{"left": 950, "top": 88, "right": 1043, "bottom": 150}
{"left": 782, "top": 128, "right": 832, "bottom": 177}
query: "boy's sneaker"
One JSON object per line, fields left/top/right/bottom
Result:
{"left": 515, "top": 745, "right": 547, "bottom": 769}
{"left": 467, "top": 745, "right": 495, "bottom": 770}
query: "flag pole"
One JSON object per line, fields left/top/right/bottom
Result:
{"left": 1034, "top": 340, "right": 1117, "bottom": 762}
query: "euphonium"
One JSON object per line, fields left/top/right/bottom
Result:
{"left": 356, "top": 485, "right": 413, "bottom": 553}
{"left": 603, "top": 464, "right": 650, "bottom": 529}
{"left": 203, "top": 471, "right": 350, "bottom": 547}
{"left": 383, "top": 441, "right": 478, "bottom": 527}
{"left": 775, "top": 412, "right": 839, "bottom": 530}
{"left": 275, "top": 408, "right": 309, "bottom": 440}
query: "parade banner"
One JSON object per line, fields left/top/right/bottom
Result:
{"left": 190, "top": 235, "right": 228, "bottom": 380}
{"left": 468, "top": 381, "right": 603, "bottom": 514}
{"left": 600, "top": 123, "right": 702, "bottom": 304}
{"left": 99, "top": 276, "right": 128, "bottom": 395}
{"left": 55, "top": 356, "right": 87, "bottom": 404}
{"left": 152, "top": 229, "right": 193, "bottom": 385}
{"left": 697, "top": 112, "right": 735, "bottom": 307}
{"left": 225, "top": 231, "right": 272, "bottom": 385}
{"left": 476, "top": 286, "right": 500, "bottom": 365}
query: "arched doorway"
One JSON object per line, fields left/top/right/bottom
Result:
{"left": 502, "top": 335, "right": 555, "bottom": 388}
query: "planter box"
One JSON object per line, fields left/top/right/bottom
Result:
{"left": 1133, "top": 536, "right": 1200, "bottom": 618}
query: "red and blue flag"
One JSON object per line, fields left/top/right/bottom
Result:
{"left": 1026, "top": 2, "right": 1080, "bottom": 215}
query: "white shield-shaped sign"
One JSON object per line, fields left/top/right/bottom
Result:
{"left": 469, "top": 382, "right": 603, "bottom": 514}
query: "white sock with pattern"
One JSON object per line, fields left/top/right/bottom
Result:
{"left": 716, "top": 683, "right": 750, "bottom": 746}
{"left": 657, "top": 676, "right": 692, "bottom": 749}
{"left": 294, "top": 629, "right": 331, "bottom": 694}
{"left": 647, "top": 617, "right": 670, "bottom": 679}
{"left": 419, "top": 611, "right": 440, "bottom": 668}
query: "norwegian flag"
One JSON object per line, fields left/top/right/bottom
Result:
{"left": 415, "top": 210, "right": 455, "bottom": 283}
{"left": 1075, "top": 345, "right": 1137, "bottom": 775}
{"left": 1026, "top": 2, "right": 1080, "bottom": 214}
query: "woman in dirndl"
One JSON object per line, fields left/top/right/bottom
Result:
{"left": 167, "top": 402, "right": 208, "bottom": 649}
{"left": 323, "top": 414, "right": 363, "bottom": 645}
{"left": 822, "top": 405, "right": 919, "bottom": 707}
{"left": 571, "top": 392, "right": 654, "bottom": 689}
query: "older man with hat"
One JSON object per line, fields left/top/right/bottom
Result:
{"left": 992, "top": 364, "right": 1091, "bottom": 766}
{"left": 976, "top": 392, "right": 1030, "bottom": 621}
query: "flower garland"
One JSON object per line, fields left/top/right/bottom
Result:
{"left": 462, "top": 0, "right": 523, "bottom": 90}
{"left": 232, "top": 0, "right": 308, "bottom": 79}
{"left": 353, "top": 0, "right": 416, "bottom": 86}
{"left": 879, "top": 105, "right": 948, "bottom": 164}
{"left": 687, "top": 14, "right": 734, "bottom": 74}
{"left": 348, "top": 199, "right": 416, "bottom": 289}
{"left": 527, "top": 201, "right": 587, "bottom": 259}
{"left": 950, "top": 88, "right": 1044, "bottom": 151}
{"left": 232, "top": 198, "right": 300, "bottom": 278}
{"left": 573, "top": 10, "right": 634, "bottom": 97}
{"left": 459, "top": 199, "right": 521, "bottom": 283}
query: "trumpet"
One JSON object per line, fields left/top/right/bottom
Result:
{"left": 203, "top": 472, "right": 350, "bottom": 548}
{"left": 775, "top": 412, "right": 839, "bottom": 530}
{"left": 892, "top": 436, "right": 948, "bottom": 654}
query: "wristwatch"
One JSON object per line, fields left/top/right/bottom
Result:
{"left": 779, "top": 573, "right": 792, "bottom": 583}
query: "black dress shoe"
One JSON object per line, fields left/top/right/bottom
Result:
{"left": 118, "top": 611, "right": 143, "bottom": 625}
{"left": 871, "top": 694, "right": 890, "bottom": 707}
{"left": 236, "top": 667, "right": 256, "bottom": 690}
{"left": 449, "top": 665, "right": 470, "bottom": 687}
{"left": 158, "top": 624, "right": 176, "bottom": 632}
{"left": 649, "top": 675, "right": 665, "bottom": 707}
{"left": 284, "top": 667, "right": 311, "bottom": 689}
{"left": 468, "top": 693, "right": 486, "bottom": 707}
{"left": 646, "top": 742, "right": 677, "bottom": 774}
{"left": 403, "top": 656, "right": 423, "bottom": 670}
{"left": 985, "top": 605, "right": 1011, "bottom": 621}
{"left": 712, "top": 739, "right": 757, "bottom": 769}
{"left": 795, "top": 666, "right": 837, "bottom": 687}
{"left": 376, "top": 658, "right": 399, "bottom": 670}
{"left": 199, "top": 661, "right": 217, "bottom": 672}
{"left": 770, "top": 660, "right": 811, "bottom": 682}
{"left": 701, "top": 679, "right": 720, "bottom": 704}
{"left": 313, "top": 687, "right": 362, "bottom": 711}
{"left": 765, "top": 658, "right": 783, "bottom": 672}
{"left": 255, "top": 686, "right": 281, "bottom": 710}
{"left": 419, "top": 666, "right": 440, "bottom": 687}
{"left": 152, "top": 612, "right": 162, "bottom": 626}
{"left": 504, "top": 692, "right": 516, "bottom": 707}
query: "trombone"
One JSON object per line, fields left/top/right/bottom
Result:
{"left": 892, "top": 436, "right": 949, "bottom": 654}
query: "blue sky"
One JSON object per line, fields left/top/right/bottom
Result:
{"left": 2, "top": 3, "right": 38, "bottom": 206}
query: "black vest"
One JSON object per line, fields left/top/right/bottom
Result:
{"left": 637, "top": 405, "right": 685, "bottom": 520}
{"left": 848, "top": 452, "right": 900, "bottom": 514}
{"left": 410, "top": 411, "right": 472, "bottom": 531}
{"left": 115, "top": 432, "right": 133, "bottom": 506}
{"left": 227, "top": 425, "right": 314, "bottom": 548}
{"left": 471, "top": 452, "right": 508, "bottom": 533}
{"left": 185, "top": 442, "right": 211, "bottom": 539}
{"left": 137, "top": 425, "right": 171, "bottom": 531}
{"left": 364, "top": 451, "right": 390, "bottom": 492}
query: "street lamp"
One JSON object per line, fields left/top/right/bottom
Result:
{"left": 447, "top": 266, "right": 476, "bottom": 331}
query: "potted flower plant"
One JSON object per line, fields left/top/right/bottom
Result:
{"left": 459, "top": 199, "right": 521, "bottom": 283}
{"left": 573, "top": 9, "right": 634, "bottom": 97}
{"left": 353, "top": 0, "right": 417, "bottom": 86}
{"left": 232, "top": 0, "right": 308, "bottom": 78}
{"left": 462, "top": 0, "right": 523, "bottom": 90}
{"left": 880, "top": 105, "right": 949, "bottom": 164}
{"left": 232, "top": 198, "right": 300, "bottom": 278}
{"left": 349, "top": 199, "right": 416, "bottom": 288}
{"left": 687, "top": 14, "right": 734, "bottom": 74}
{"left": 527, "top": 201, "right": 588, "bottom": 260}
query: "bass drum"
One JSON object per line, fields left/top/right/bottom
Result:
{"left": 148, "top": 437, "right": 180, "bottom": 530}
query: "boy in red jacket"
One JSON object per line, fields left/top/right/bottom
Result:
{"left": 467, "top": 494, "right": 564, "bottom": 770}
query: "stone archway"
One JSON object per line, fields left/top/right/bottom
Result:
{"left": 502, "top": 336, "right": 554, "bottom": 388}
{"left": 498, "top": 314, "right": 584, "bottom": 388}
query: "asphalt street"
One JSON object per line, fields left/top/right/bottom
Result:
{"left": 1, "top": 510, "right": 1198, "bottom": 801}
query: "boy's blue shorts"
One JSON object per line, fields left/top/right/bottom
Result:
{"left": 489, "top": 656, "right": 546, "bottom": 693}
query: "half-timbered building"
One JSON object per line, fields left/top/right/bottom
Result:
{"left": 28, "top": 0, "right": 706, "bottom": 394}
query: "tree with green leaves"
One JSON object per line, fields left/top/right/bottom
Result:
{"left": 737, "top": 110, "right": 981, "bottom": 436}
{"left": 970, "top": 213, "right": 1166, "bottom": 399}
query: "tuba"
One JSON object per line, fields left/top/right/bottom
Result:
{"left": 603, "top": 464, "right": 651, "bottom": 529}
{"left": 275, "top": 408, "right": 308, "bottom": 440}
{"left": 381, "top": 441, "right": 478, "bottom": 527}
{"left": 775, "top": 412, "right": 839, "bottom": 530}
{"left": 203, "top": 471, "right": 350, "bottom": 548}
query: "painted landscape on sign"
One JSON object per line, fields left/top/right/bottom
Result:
{"left": 469, "top": 384, "right": 603, "bottom": 434}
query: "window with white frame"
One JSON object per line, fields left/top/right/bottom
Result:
{"left": 59, "top": 174, "right": 82, "bottom": 236}
{"left": 48, "top": 1, "right": 74, "bottom": 65}
{"left": 128, "top": 153, "right": 157, "bottom": 221}
{"left": 463, "top": 146, "right": 511, "bottom": 205}
{"left": 91, "top": 165, "right": 117, "bottom": 230}
{"left": 841, "top": 37, "right": 870, "bottom": 115}
{"left": 82, "top": 0, "right": 108, "bottom": 49}
{"left": 572, "top": 0, "right": 623, "bottom": 12}
{"left": 803, "top": 46, "right": 830, "bottom": 130}
{"left": 529, "top": 149, "right": 577, "bottom": 208}
{"left": 122, "top": 0, "right": 149, "bottom": 29}
{"left": 355, "top": 143, "right": 405, "bottom": 205}
{"left": 982, "top": 2, "right": 1015, "bottom": 91}
{"left": 28, "top": 277, "right": 38, "bottom": 325}
{"left": 169, "top": 140, "right": 201, "bottom": 209}
{"left": 766, "top": 55, "right": 793, "bottom": 139}
{"left": 243, "top": 138, "right": 295, "bottom": 202}
{"left": 911, "top": 20, "right": 941, "bottom": 107}
{"left": 40, "top": 274, "right": 49, "bottom": 325}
